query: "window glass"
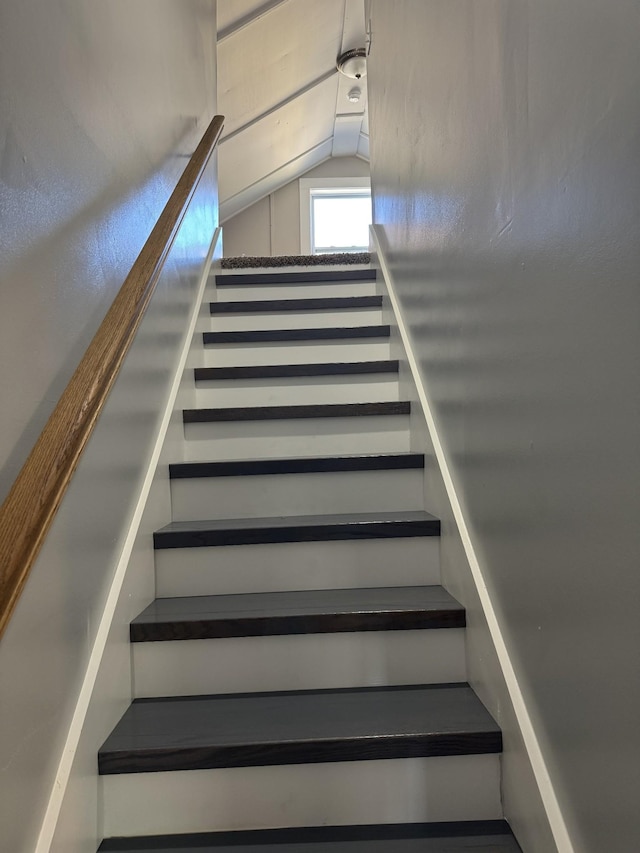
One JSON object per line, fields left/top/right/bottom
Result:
{"left": 311, "top": 191, "right": 372, "bottom": 254}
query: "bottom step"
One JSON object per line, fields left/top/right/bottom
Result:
{"left": 99, "top": 820, "right": 522, "bottom": 851}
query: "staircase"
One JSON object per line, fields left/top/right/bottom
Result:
{"left": 97, "top": 263, "right": 521, "bottom": 851}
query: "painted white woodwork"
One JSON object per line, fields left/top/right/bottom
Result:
{"left": 133, "top": 629, "right": 467, "bottom": 697}
{"left": 170, "top": 467, "right": 424, "bottom": 521}
{"left": 92, "top": 253, "right": 507, "bottom": 845}
{"left": 217, "top": 0, "right": 292, "bottom": 44}
{"left": 220, "top": 70, "right": 339, "bottom": 148}
{"left": 199, "top": 340, "right": 392, "bottom": 367}
{"left": 219, "top": 80, "right": 338, "bottom": 203}
{"left": 212, "top": 280, "right": 377, "bottom": 301}
{"left": 193, "top": 374, "right": 400, "bottom": 408}
{"left": 357, "top": 131, "right": 370, "bottom": 160}
{"left": 332, "top": 113, "right": 367, "bottom": 157}
{"left": 209, "top": 307, "right": 383, "bottom": 331}
{"left": 220, "top": 139, "right": 334, "bottom": 223}
{"left": 217, "top": 0, "right": 370, "bottom": 218}
{"left": 182, "top": 414, "right": 411, "bottom": 460}
{"left": 218, "top": 0, "right": 343, "bottom": 137}
{"left": 155, "top": 537, "right": 441, "bottom": 597}
{"left": 102, "top": 755, "right": 502, "bottom": 837}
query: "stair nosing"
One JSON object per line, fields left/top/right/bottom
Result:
{"left": 182, "top": 401, "right": 410, "bottom": 424}
{"left": 169, "top": 453, "right": 424, "bottom": 479}
{"left": 215, "top": 269, "right": 376, "bottom": 286}
{"left": 153, "top": 511, "right": 440, "bottom": 549}
{"left": 130, "top": 585, "right": 465, "bottom": 642}
{"left": 210, "top": 295, "right": 382, "bottom": 314}
{"left": 194, "top": 360, "right": 399, "bottom": 381}
{"left": 130, "top": 609, "right": 465, "bottom": 642}
{"left": 98, "top": 820, "right": 520, "bottom": 851}
{"left": 203, "top": 326, "right": 390, "bottom": 345}
{"left": 98, "top": 683, "right": 502, "bottom": 775}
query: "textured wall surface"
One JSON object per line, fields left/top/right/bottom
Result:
{"left": 0, "top": 2, "right": 217, "bottom": 850}
{"left": 0, "top": 0, "right": 217, "bottom": 503}
{"left": 368, "top": 2, "right": 640, "bottom": 851}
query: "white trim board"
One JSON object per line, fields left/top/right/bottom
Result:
{"left": 217, "top": 0, "right": 291, "bottom": 43}
{"left": 220, "top": 139, "right": 333, "bottom": 223}
{"left": 220, "top": 69, "right": 338, "bottom": 147}
{"left": 357, "top": 131, "right": 370, "bottom": 160}
{"left": 369, "top": 224, "right": 574, "bottom": 853}
{"left": 34, "top": 228, "right": 222, "bottom": 853}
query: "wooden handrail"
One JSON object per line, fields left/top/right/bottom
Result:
{"left": 0, "top": 114, "right": 224, "bottom": 640}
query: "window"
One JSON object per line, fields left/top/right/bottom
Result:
{"left": 300, "top": 177, "right": 371, "bottom": 254}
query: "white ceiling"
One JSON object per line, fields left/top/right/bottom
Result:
{"left": 217, "top": 0, "right": 370, "bottom": 222}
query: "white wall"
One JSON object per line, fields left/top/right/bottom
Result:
{"left": 222, "top": 157, "right": 370, "bottom": 257}
{"left": 368, "top": 2, "right": 640, "bottom": 851}
{"left": 0, "top": 3, "right": 218, "bottom": 850}
{"left": 0, "top": 0, "right": 217, "bottom": 503}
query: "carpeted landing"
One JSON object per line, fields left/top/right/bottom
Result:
{"left": 221, "top": 252, "right": 371, "bottom": 269}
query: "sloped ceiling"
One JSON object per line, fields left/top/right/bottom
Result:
{"left": 217, "top": 0, "right": 369, "bottom": 222}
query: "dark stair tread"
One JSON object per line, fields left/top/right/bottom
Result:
{"left": 153, "top": 511, "right": 440, "bottom": 549}
{"left": 183, "top": 401, "right": 410, "bottom": 423}
{"left": 210, "top": 296, "right": 382, "bottom": 314}
{"left": 99, "top": 821, "right": 522, "bottom": 851}
{"left": 130, "top": 585, "right": 465, "bottom": 642}
{"left": 169, "top": 452, "right": 424, "bottom": 479}
{"left": 194, "top": 361, "right": 399, "bottom": 381}
{"left": 98, "top": 683, "right": 502, "bottom": 775}
{"left": 203, "top": 326, "right": 390, "bottom": 344}
{"left": 215, "top": 269, "right": 376, "bottom": 286}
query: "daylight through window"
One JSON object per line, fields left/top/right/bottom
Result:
{"left": 299, "top": 177, "right": 372, "bottom": 255}
{"left": 310, "top": 189, "right": 372, "bottom": 254}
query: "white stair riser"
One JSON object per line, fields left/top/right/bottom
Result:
{"left": 102, "top": 754, "right": 502, "bottom": 838}
{"left": 155, "top": 537, "right": 440, "bottom": 597}
{"left": 170, "top": 468, "right": 424, "bottom": 521}
{"left": 182, "top": 415, "right": 411, "bottom": 461}
{"left": 209, "top": 309, "right": 382, "bottom": 332}
{"left": 194, "top": 375, "right": 400, "bottom": 408}
{"left": 132, "top": 629, "right": 466, "bottom": 698}
{"left": 200, "top": 339, "right": 391, "bottom": 367}
{"left": 210, "top": 282, "right": 377, "bottom": 301}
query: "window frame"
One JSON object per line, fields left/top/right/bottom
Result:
{"left": 299, "top": 176, "right": 371, "bottom": 255}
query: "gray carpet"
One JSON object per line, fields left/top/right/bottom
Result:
{"left": 221, "top": 252, "right": 371, "bottom": 269}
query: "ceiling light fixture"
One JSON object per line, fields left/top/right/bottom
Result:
{"left": 347, "top": 86, "right": 362, "bottom": 103}
{"left": 337, "top": 48, "right": 367, "bottom": 80}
